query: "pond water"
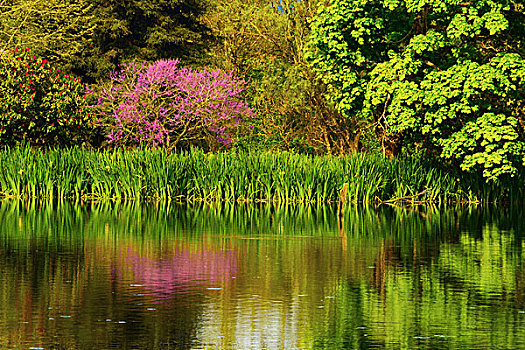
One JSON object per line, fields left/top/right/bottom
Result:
{"left": 0, "top": 201, "right": 524, "bottom": 349}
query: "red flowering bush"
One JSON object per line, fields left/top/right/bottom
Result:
{"left": 0, "top": 48, "right": 96, "bottom": 146}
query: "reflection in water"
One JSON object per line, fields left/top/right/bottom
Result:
{"left": 119, "top": 246, "right": 238, "bottom": 298}
{"left": 0, "top": 201, "right": 524, "bottom": 349}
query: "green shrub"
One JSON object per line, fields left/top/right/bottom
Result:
{"left": 0, "top": 48, "right": 96, "bottom": 146}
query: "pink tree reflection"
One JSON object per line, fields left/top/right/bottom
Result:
{"left": 117, "top": 245, "right": 238, "bottom": 298}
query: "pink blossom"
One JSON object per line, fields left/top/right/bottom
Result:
{"left": 89, "top": 59, "right": 254, "bottom": 148}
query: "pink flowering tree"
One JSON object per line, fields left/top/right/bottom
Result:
{"left": 89, "top": 59, "right": 254, "bottom": 149}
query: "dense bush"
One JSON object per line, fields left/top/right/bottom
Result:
{"left": 0, "top": 48, "right": 95, "bottom": 146}
{"left": 89, "top": 59, "right": 254, "bottom": 150}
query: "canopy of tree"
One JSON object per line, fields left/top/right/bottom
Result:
{"left": 308, "top": 0, "right": 525, "bottom": 180}
{"left": 1, "top": 0, "right": 209, "bottom": 81}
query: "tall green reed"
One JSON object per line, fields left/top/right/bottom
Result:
{"left": 0, "top": 145, "right": 522, "bottom": 203}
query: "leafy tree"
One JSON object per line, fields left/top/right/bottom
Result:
{"left": 202, "top": 0, "right": 360, "bottom": 154}
{"left": 308, "top": 0, "right": 525, "bottom": 179}
{"left": 0, "top": 0, "right": 96, "bottom": 60}
{"left": 69, "top": 0, "right": 211, "bottom": 82}
{"left": 1, "top": 0, "right": 211, "bottom": 82}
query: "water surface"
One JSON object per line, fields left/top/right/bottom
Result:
{"left": 0, "top": 202, "right": 524, "bottom": 349}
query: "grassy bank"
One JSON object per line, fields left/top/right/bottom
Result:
{"left": 0, "top": 146, "right": 522, "bottom": 203}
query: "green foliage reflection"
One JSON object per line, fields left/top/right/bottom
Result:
{"left": 0, "top": 202, "right": 524, "bottom": 349}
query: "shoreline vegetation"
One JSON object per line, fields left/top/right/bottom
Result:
{"left": 0, "top": 145, "right": 522, "bottom": 204}
{"left": 2, "top": 2, "right": 524, "bottom": 203}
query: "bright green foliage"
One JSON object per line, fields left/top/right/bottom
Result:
{"left": 308, "top": 0, "right": 525, "bottom": 180}
{"left": 0, "top": 48, "right": 95, "bottom": 146}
